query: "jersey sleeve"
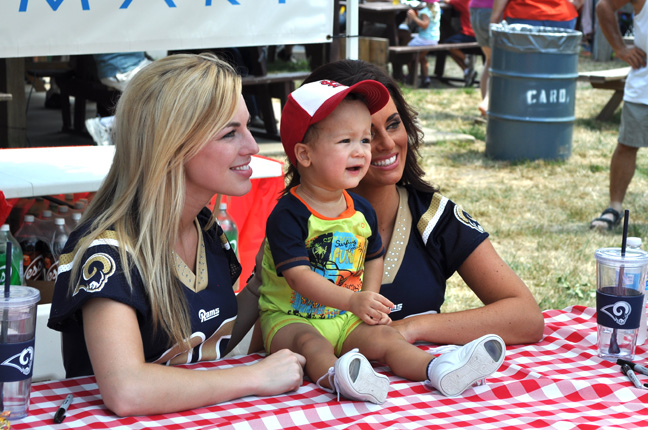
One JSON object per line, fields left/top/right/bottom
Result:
{"left": 412, "top": 189, "right": 489, "bottom": 279}
{"left": 48, "top": 228, "right": 148, "bottom": 333}
{"left": 265, "top": 196, "right": 312, "bottom": 276}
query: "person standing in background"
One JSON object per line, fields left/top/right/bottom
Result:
{"left": 470, "top": 0, "right": 493, "bottom": 116}
{"left": 590, "top": 0, "right": 647, "bottom": 230}
{"left": 490, "top": 0, "right": 583, "bottom": 29}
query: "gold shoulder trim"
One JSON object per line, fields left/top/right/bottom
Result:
{"left": 416, "top": 193, "right": 448, "bottom": 246}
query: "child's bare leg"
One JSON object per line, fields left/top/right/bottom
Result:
{"left": 270, "top": 323, "right": 337, "bottom": 388}
{"left": 343, "top": 324, "right": 431, "bottom": 382}
{"left": 419, "top": 51, "right": 429, "bottom": 77}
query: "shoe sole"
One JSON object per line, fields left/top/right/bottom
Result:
{"left": 437, "top": 336, "right": 505, "bottom": 397}
{"left": 335, "top": 354, "right": 390, "bottom": 404}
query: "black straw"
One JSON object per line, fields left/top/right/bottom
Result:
{"left": 621, "top": 209, "right": 630, "bottom": 257}
{"left": 609, "top": 209, "right": 631, "bottom": 355}
{"left": 4, "top": 241, "right": 10, "bottom": 299}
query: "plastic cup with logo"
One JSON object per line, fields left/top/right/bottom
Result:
{"left": 596, "top": 248, "right": 648, "bottom": 361}
{"left": 0, "top": 286, "right": 40, "bottom": 420}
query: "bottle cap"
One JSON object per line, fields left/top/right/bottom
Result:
{"left": 627, "top": 237, "right": 643, "bottom": 249}
{"left": 219, "top": 202, "right": 227, "bottom": 210}
{"left": 0, "top": 224, "right": 8, "bottom": 232}
{"left": 41, "top": 210, "right": 53, "bottom": 218}
{"left": 55, "top": 218, "right": 65, "bottom": 225}
{"left": 24, "top": 215, "right": 35, "bottom": 223}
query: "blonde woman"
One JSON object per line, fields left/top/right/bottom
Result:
{"left": 48, "top": 54, "right": 305, "bottom": 417}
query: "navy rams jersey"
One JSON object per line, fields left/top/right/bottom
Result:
{"left": 48, "top": 208, "right": 240, "bottom": 378}
{"left": 380, "top": 185, "right": 489, "bottom": 319}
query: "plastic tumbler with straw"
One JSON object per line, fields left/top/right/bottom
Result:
{"left": 0, "top": 241, "right": 41, "bottom": 420}
{"left": 596, "top": 210, "right": 648, "bottom": 360}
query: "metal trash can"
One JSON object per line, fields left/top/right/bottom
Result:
{"left": 486, "top": 23, "right": 582, "bottom": 161}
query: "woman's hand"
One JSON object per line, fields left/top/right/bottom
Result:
{"left": 250, "top": 349, "right": 306, "bottom": 396}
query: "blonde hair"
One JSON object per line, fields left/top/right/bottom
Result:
{"left": 71, "top": 53, "right": 241, "bottom": 347}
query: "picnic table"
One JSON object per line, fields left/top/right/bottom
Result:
{"left": 13, "top": 306, "right": 648, "bottom": 429}
{"left": 578, "top": 67, "right": 630, "bottom": 121}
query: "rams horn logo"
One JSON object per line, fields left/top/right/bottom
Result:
{"left": 601, "top": 301, "right": 632, "bottom": 325}
{"left": 73, "top": 252, "right": 116, "bottom": 295}
{"left": 1, "top": 346, "right": 34, "bottom": 376}
{"left": 454, "top": 205, "right": 484, "bottom": 233}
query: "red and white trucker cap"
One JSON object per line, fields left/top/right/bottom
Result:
{"left": 280, "top": 79, "right": 390, "bottom": 166}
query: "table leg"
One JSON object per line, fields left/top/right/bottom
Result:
{"left": 596, "top": 89, "right": 624, "bottom": 122}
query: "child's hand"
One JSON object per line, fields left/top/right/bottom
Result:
{"left": 349, "top": 291, "right": 394, "bottom": 325}
{"left": 407, "top": 8, "right": 418, "bottom": 20}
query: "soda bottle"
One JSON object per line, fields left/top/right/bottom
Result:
{"left": 47, "top": 218, "right": 70, "bottom": 282}
{"left": 15, "top": 214, "right": 47, "bottom": 282}
{"left": 0, "top": 224, "right": 23, "bottom": 286}
{"left": 70, "top": 212, "right": 82, "bottom": 230}
{"left": 217, "top": 202, "right": 238, "bottom": 254}
{"left": 37, "top": 210, "right": 56, "bottom": 280}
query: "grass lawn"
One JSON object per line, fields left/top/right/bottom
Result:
{"left": 406, "top": 53, "right": 648, "bottom": 313}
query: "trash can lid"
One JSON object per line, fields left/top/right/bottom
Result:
{"left": 490, "top": 23, "right": 582, "bottom": 54}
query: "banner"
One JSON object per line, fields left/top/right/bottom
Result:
{"left": 0, "top": 0, "right": 333, "bottom": 58}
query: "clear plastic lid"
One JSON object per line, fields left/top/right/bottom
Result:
{"left": 595, "top": 247, "right": 648, "bottom": 268}
{"left": 0, "top": 286, "right": 40, "bottom": 308}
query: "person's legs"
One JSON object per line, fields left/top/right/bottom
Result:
{"left": 344, "top": 323, "right": 430, "bottom": 381}
{"left": 418, "top": 51, "right": 432, "bottom": 88}
{"left": 478, "top": 47, "right": 491, "bottom": 116}
{"left": 269, "top": 322, "right": 337, "bottom": 389}
{"left": 470, "top": 7, "right": 492, "bottom": 115}
{"left": 609, "top": 143, "right": 639, "bottom": 205}
{"left": 591, "top": 101, "right": 647, "bottom": 230}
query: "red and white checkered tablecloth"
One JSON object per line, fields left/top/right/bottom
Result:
{"left": 12, "top": 306, "right": 648, "bottom": 429}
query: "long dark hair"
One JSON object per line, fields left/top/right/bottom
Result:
{"left": 292, "top": 59, "right": 436, "bottom": 194}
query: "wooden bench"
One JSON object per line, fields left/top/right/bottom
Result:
{"left": 389, "top": 41, "right": 482, "bottom": 87}
{"left": 578, "top": 66, "right": 630, "bottom": 121}
{"left": 241, "top": 71, "right": 311, "bottom": 139}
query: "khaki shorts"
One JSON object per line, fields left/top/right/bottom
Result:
{"left": 619, "top": 101, "right": 648, "bottom": 148}
{"left": 260, "top": 310, "right": 363, "bottom": 356}
{"left": 470, "top": 7, "right": 492, "bottom": 48}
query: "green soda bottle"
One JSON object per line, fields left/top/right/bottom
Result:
{"left": 0, "top": 224, "right": 23, "bottom": 285}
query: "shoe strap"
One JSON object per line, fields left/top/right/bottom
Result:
{"left": 316, "top": 367, "right": 341, "bottom": 401}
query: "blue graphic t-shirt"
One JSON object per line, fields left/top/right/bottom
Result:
{"left": 259, "top": 188, "right": 384, "bottom": 319}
